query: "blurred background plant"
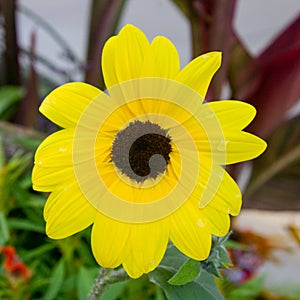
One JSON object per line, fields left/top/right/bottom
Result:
{"left": 0, "top": 0, "right": 299, "bottom": 299}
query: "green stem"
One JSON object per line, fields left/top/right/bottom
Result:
{"left": 88, "top": 268, "right": 129, "bottom": 300}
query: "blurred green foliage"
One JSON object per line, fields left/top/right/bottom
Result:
{"left": 0, "top": 86, "right": 23, "bottom": 121}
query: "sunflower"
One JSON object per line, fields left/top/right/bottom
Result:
{"left": 32, "top": 24, "right": 266, "bottom": 278}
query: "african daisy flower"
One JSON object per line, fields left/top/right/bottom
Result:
{"left": 32, "top": 24, "right": 266, "bottom": 278}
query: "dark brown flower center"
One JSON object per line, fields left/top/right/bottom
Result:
{"left": 111, "top": 120, "right": 172, "bottom": 182}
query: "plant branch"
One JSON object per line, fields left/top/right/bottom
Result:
{"left": 245, "top": 143, "right": 300, "bottom": 198}
{"left": 1, "top": 0, "right": 21, "bottom": 85}
{"left": 88, "top": 268, "right": 129, "bottom": 300}
{"left": 85, "top": 0, "right": 127, "bottom": 88}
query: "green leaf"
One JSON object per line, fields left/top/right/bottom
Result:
{"left": 149, "top": 245, "right": 225, "bottom": 300}
{"left": 200, "top": 235, "right": 232, "bottom": 277}
{"left": 224, "top": 240, "right": 247, "bottom": 250}
{"left": 8, "top": 219, "right": 45, "bottom": 233}
{"left": 100, "top": 281, "right": 127, "bottom": 300}
{"left": 0, "top": 86, "right": 23, "bottom": 120}
{"left": 0, "top": 121, "right": 44, "bottom": 156}
{"left": 17, "top": 135, "right": 42, "bottom": 151}
{"left": 196, "top": 271, "right": 226, "bottom": 300}
{"left": 155, "top": 286, "right": 167, "bottom": 300}
{"left": 44, "top": 260, "right": 65, "bottom": 300}
{"left": 0, "top": 136, "right": 5, "bottom": 168}
{"left": 168, "top": 259, "right": 201, "bottom": 285}
{"left": 158, "top": 245, "right": 187, "bottom": 271}
{"left": 0, "top": 211, "right": 10, "bottom": 245}
{"left": 77, "top": 267, "right": 98, "bottom": 300}
{"left": 227, "top": 276, "right": 265, "bottom": 300}
{"left": 201, "top": 259, "right": 224, "bottom": 278}
{"left": 245, "top": 114, "right": 300, "bottom": 210}
{"left": 150, "top": 268, "right": 225, "bottom": 300}
{"left": 217, "top": 245, "right": 232, "bottom": 267}
{"left": 22, "top": 243, "right": 56, "bottom": 261}
{"left": 15, "top": 194, "right": 45, "bottom": 209}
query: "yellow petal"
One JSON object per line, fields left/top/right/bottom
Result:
{"left": 91, "top": 213, "right": 130, "bottom": 269}
{"left": 101, "top": 36, "right": 119, "bottom": 89}
{"left": 194, "top": 162, "right": 241, "bottom": 215}
{"left": 40, "top": 82, "right": 101, "bottom": 128}
{"left": 44, "top": 182, "right": 96, "bottom": 239}
{"left": 34, "top": 128, "right": 74, "bottom": 168}
{"left": 140, "top": 36, "right": 180, "bottom": 78}
{"left": 207, "top": 100, "right": 256, "bottom": 130}
{"left": 32, "top": 128, "right": 75, "bottom": 192}
{"left": 176, "top": 52, "right": 221, "bottom": 99}
{"left": 169, "top": 201, "right": 211, "bottom": 261}
{"left": 32, "top": 166, "right": 73, "bottom": 192}
{"left": 199, "top": 132, "right": 267, "bottom": 165}
{"left": 204, "top": 205, "right": 230, "bottom": 237}
{"left": 102, "top": 24, "right": 150, "bottom": 88}
{"left": 122, "top": 221, "right": 169, "bottom": 278}
{"left": 224, "top": 131, "right": 267, "bottom": 164}
{"left": 207, "top": 170, "right": 241, "bottom": 216}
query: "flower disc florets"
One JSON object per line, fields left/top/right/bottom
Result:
{"left": 111, "top": 120, "right": 172, "bottom": 182}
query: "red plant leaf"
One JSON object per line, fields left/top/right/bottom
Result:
{"left": 258, "top": 14, "right": 300, "bottom": 65}
{"left": 247, "top": 14, "right": 300, "bottom": 137}
{"left": 228, "top": 34, "right": 262, "bottom": 100}
{"left": 249, "top": 47, "right": 300, "bottom": 137}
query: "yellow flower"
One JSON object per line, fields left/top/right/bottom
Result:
{"left": 32, "top": 24, "right": 266, "bottom": 278}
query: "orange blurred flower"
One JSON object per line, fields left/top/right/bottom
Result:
{"left": 0, "top": 246, "right": 32, "bottom": 281}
